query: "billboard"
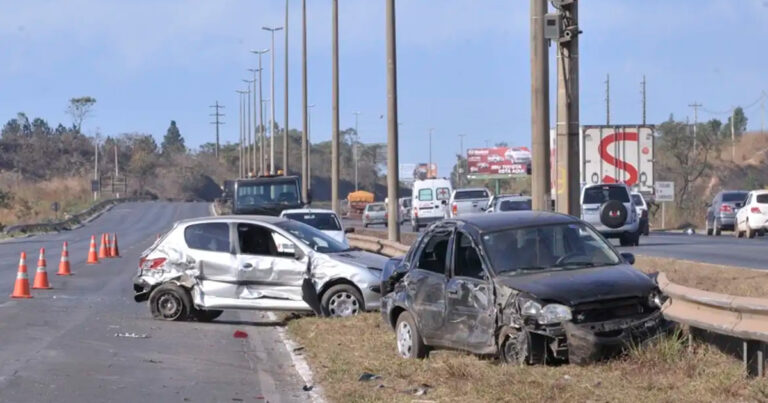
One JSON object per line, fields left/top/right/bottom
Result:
{"left": 466, "top": 146, "right": 530, "bottom": 177}
{"left": 581, "top": 126, "right": 655, "bottom": 193}
{"left": 413, "top": 163, "right": 437, "bottom": 180}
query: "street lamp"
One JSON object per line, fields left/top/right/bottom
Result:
{"left": 251, "top": 49, "right": 269, "bottom": 175}
{"left": 308, "top": 104, "right": 315, "bottom": 184}
{"left": 261, "top": 98, "right": 271, "bottom": 172}
{"left": 262, "top": 26, "right": 283, "bottom": 174}
{"left": 247, "top": 68, "right": 260, "bottom": 174}
{"left": 353, "top": 111, "right": 361, "bottom": 191}
{"left": 242, "top": 79, "right": 254, "bottom": 176}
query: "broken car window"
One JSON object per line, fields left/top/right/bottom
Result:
{"left": 482, "top": 223, "right": 621, "bottom": 275}
{"left": 274, "top": 220, "right": 348, "bottom": 254}
{"left": 416, "top": 231, "right": 451, "bottom": 275}
{"left": 184, "top": 223, "right": 230, "bottom": 253}
{"left": 237, "top": 223, "right": 279, "bottom": 256}
{"left": 453, "top": 232, "right": 486, "bottom": 280}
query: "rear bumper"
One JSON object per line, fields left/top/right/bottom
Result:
{"left": 413, "top": 216, "right": 443, "bottom": 226}
{"left": 747, "top": 216, "right": 768, "bottom": 230}
{"left": 592, "top": 220, "right": 640, "bottom": 237}
{"left": 133, "top": 276, "right": 152, "bottom": 303}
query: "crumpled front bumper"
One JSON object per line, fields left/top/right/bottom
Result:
{"left": 562, "top": 310, "right": 674, "bottom": 364}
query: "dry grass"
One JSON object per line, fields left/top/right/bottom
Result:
{"left": 289, "top": 313, "right": 768, "bottom": 403}
{"left": 634, "top": 255, "right": 768, "bottom": 298}
{"left": 0, "top": 174, "right": 92, "bottom": 227}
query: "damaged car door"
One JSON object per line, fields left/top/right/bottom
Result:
{"left": 407, "top": 228, "right": 453, "bottom": 345}
{"left": 234, "top": 222, "right": 307, "bottom": 304}
{"left": 443, "top": 230, "right": 496, "bottom": 353}
{"left": 185, "top": 222, "right": 238, "bottom": 299}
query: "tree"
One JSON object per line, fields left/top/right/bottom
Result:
{"left": 66, "top": 97, "right": 96, "bottom": 133}
{"left": 128, "top": 135, "right": 159, "bottom": 193}
{"left": 720, "top": 107, "right": 748, "bottom": 138}
{"left": 161, "top": 120, "right": 186, "bottom": 155}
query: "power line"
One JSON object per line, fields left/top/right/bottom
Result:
{"left": 209, "top": 101, "right": 225, "bottom": 159}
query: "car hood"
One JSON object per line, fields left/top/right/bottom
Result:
{"left": 235, "top": 203, "right": 302, "bottom": 216}
{"left": 326, "top": 249, "right": 389, "bottom": 270}
{"left": 495, "top": 264, "right": 655, "bottom": 306}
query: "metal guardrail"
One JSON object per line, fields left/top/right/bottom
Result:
{"left": 659, "top": 272, "right": 768, "bottom": 377}
{"left": 347, "top": 234, "right": 409, "bottom": 257}
{"left": 4, "top": 196, "right": 154, "bottom": 235}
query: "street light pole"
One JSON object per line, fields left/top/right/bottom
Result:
{"left": 242, "top": 80, "right": 253, "bottom": 176}
{"left": 530, "top": 0, "right": 551, "bottom": 211}
{"left": 301, "top": 0, "right": 309, "bottom": 200}
{"left": 251, "top": 49, "right": 269, "bottom": 175}
{"left": 353, "top": 111, "right": 361, "bottom": 191}
{"left": 283, "top": 0, "right": 290, "bottom": 176}
{"left": 331, "top": 0, "right": 340, "bottom": 214}
{"left": 262, "top": 26, "right": 283, "bottom": 175}
{"left": 386, "top": 0, "right": 400, "bottom": 241}
{"left": 428, "top": 128, "right": 434, "bottom": 178}
{"left": 308, "top": 104, "right": 315, "bottom": 189}
{"left": 248, "top": 68, "right": 260, "bottom": 173}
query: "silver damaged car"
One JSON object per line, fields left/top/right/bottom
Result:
{"left": 133, "top": 216, "right": 386, "bottom": 320}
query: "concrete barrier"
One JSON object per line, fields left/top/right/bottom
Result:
{"left": 347, "top": 234, "right": 411, "bottom": 257}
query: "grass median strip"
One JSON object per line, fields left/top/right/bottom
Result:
{"left": 289, "top": 313, "right": 768, "bottom": 403}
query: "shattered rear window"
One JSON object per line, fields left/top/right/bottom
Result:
{"left": 184, "top": 223, "right": 230, "bottom": 252}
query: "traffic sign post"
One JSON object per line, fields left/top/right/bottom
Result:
{"left": 655, "top": 181, "right": 675, "bottom": 229}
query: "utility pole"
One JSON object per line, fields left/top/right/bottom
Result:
{"left": 94, "top": 141, "right": 99, "bottom": 201}
{"left": 554, "top": 0, "right": 580, "bottom": 216}
{"left": 308, "top": 104, "right": 315, "bottom": 189}
{"left": 237, "top": 90, "right": 248, "bottom": 177}
{"left": 458, "top": 133, "right": 466, "bottom": 187}
{"left": 331, "top": 0, "right": 340, "bottom": 214}
{"left": 688, "top": 102, "right": 701, "bottom": 150}
{"left": 605, "top": 73, "right": 610, "bottom": 125}
{"left": 263, "top": 26, "right": 283, "bottom": 175}
{"left": 731, "top": 107, "right": 736, "bottom": 161}
{"left": 301, "top": 0, "right": 309, "bottom": 201}
{"left": 252, "top": 49, "right": 269, "bottom": 175}
{"left": 242, "top": 81, "right": 254, "bottom": 176}
{"left": 641, "top": 75, "right": 647, "bottom": 125}
{"left": 209, "top": 101, "right": 225, "bottom": 159}
{"left": 283, "top": 0, "right": 290, "bottom": 176}
{"left": 530, "top": 0, "right": 550, "bottom": 212}
{"left": 353, "top": 111, "right": 361, "bottom": 191}
{"left": 386, "top": 0, "right": 400, "bottom": 241}
{"left": 248, "top": 68, "right": 260, "bottom": 172}
{"left": 428, "top": 128, "right": 434, "bottom": 178}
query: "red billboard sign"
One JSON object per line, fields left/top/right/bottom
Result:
{"left": 466, "top": 146, "right": 530, "bottom": 176}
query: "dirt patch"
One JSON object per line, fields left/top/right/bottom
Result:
{"left": 289, "top": 313, "right": 768, "bottom": 403}
{"left": 634, "top": 255, "right": 768, "bottom": 298}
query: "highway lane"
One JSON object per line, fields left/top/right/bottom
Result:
{"left": 343, "top": 216, "right": 768, "bottom": 270}
{"left": 0, "top": 202, "right": 311, "bottom": 403}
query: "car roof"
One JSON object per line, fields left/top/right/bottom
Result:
{"left": 584, "top": 183, "right": 628, "bottom": 189}
{"left": 497, "top": 195, "right": 531, "bottom": 200}
{"left": 442, "top": 211, "right": 578, "bottom": 234}
{"left": 175, "top": 215, "right": 289, "bottom": 226}
{"left": 454, "top": 187, "right": 488, "bottom": 192}
{"left": 367, "top": 202, "right": 386, "bottom": 206}
{"left": 281, "top": 208, "right": 336, "bottom": 215}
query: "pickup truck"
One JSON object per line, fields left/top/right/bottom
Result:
{"left": 449, "top": 188, "right": 491, "bottom": 217}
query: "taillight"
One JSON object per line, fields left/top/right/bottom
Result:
{"left": 413, "top": 206, "right": 418, "bottom": 217}
{"left": 140, "top": 257, "right": 167, "bottom": 271}
{"left": 452, "top": 203, "right": 458, "bottom": 215}
{"left": 720, "top": 205, "right": 733, "bottom": 213}
{"left": 751, "top": 207, "right": 762, "bottom": 214}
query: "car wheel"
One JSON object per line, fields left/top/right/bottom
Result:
{"left": 735, "top": 226, "right": 743, "bottom": 238}
{"left": 619, "top": 233, "right": 630, "bottom": 247}
{"left": 747, "top": 222, "right": 756, "bottom": 239}
{"left": 321, "top": 284, "right": 363, "bottom": 318}
{"left": 633, "top": 231, "right": 641, "bottom": 246}
{"left": 759, "top": 229, "right": 766, "bottom": 237}
{"left": 395, "top": 311, "right": 427, "bottom": 359}
{"left": 192, "top": 309, "right": 223, "bottom": 322}
{"left": 149, "top": 283, "right": 192, "bottom": 321}
{"left": 705, "top": 220, "right": 713, "bottom": 236}
{"left": 714, "top": 219, "right": 722, "bottom": 236}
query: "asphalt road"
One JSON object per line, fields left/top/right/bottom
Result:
{"left": 344, "top": 217, "right": 768, "bottom": 270}
{"left": 0, "top": 202, "right": 311, "bottom": 403}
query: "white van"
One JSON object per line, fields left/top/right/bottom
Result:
{"left": 411, "top": 178, "right": 452, "bottom": 229}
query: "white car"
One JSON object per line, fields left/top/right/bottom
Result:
{"left": 630, "top": 192, "right": 650, "bottom": 236}
{"left": 580, "top": 183, "right": 640, "bottom": 246}
{"left": 280, "top": 208, "right": 350, "bottom": 245}
{"left": 734, "top": 190, "right": 768, "bottom": 238}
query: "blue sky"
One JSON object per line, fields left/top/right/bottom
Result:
{"left": 1, "top": 0, "right": 767, "bottom": 177}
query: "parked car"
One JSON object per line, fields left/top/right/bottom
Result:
{"left": 706, "top": 190, "right": 749, "bottom": 236}
{"left": 411, "top": 178, "right": 452, "bottom": 229}
{"left": 399, "top": 197, "right": 412, "bottom": 223}
{"left": 363, "top": 202, "right": 388, "bottom": 227}
{"left": 280, "top": 208, "right": 351, "bottom": 245}
{"left": 734, "top": 190, "right": 768, "bottom": 238}
{"left": 485, "top": 194, "right": 532, "bottom": 213}
{"left": 449, "top": 187, "right": 491, "bottom": 217}
{"left": 580, "top": 183, "right": 640, "bottom": 246}
{"left": 379, "top": 212, "right": 669, "bottom": 364}
{"left": 133, "top": 216, "right": 387, "bottom": 320}
{"left": 630, "top": 192, "right": 650, "bottom": 236}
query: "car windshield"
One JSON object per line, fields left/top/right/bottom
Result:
{"left": 237, "top": 180, "right": 300, "bottom": 206}
{"left": 723, "top": 192, "right": 748, "bottom": 202}
{"left": 283, "top": 212, "right": 341, "bottom": 231}
{"left": 275, "top": 220, "right": 349, "bottom": 253}
{"left": 454, "top": 190, "right": 488, "bottom": 200}
{"left": 482, "top": 222, "right": 621, "bottom": 274}
{"left": 631, "top": 194, "right": 644, "bottom": 206}
{"left": 582, "top": 186, "right": 630, "bottom": 204}
{"left": 367, "top": 204, "right": 386, "bottom": 212}
{"left": 498, "top": 199, "right": 531, "bottom": 211}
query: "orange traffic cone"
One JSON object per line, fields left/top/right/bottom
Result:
{"left": 32, "top": 248, "right": 52, "bottom": 289}
{"left": 87, "top": 235, "right": 99, "bottom": 264}
{"left": 11, "top": 252, "right": 32, "bottom": 298}
{"left": 57, "top": 242, "right": 72, "bottom": 276}
{"left": 99, "top": 233, "right": 109, "bottom": 259}
{"left": 111, "top": 233, "right": 120, "bottom": 258}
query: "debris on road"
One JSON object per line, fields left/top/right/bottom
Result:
{"left": 114, "top": 332, "right": 150, "bottom": 338}
{"left": 142, "top": 359, "right": 163, "bottom": 364}
{"left": 402, "top": 383, "right": 432, "bottom": 396}
{"left": 358, "top": 372, "right": 381, "bottom": 382}
{"left": 302, "top": 384, "right": 314, "bottom": 392}
{"left": 233, "top": 330, "right": 249, "bottom": 339}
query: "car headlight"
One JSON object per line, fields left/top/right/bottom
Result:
{"left": 519, "top": 298, "right": 572, "bottom": 325}
{"left": 648, "top": 290, "right": 663, "bottom": 308}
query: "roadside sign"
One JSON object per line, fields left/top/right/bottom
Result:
{"left": 655, "top": 181, "right": 674, "bottom": 202}
{"left": 91, "top": 180, "right": 100, "bottom": 192}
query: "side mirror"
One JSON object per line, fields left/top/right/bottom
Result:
{"left": 344, "top": 227, "right": 355, "bottom": 234}
{"left": 294, "top": 248, "right": 306, "bottom": 260}
{"left": 620, "top": 252, "right": 635, "bottom": 265}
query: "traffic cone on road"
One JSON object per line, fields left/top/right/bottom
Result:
{"left": 32, "top": 248, "right": 52, "bottom": 290}
{"left": 57, "top": 242, "right": 72, "bottom": 276}
{"left": 10, "top": 252, "right": 32, "bottom": 298}
{"left": 86, "top": 235, "right": 99, "bottom": 264}
{"left": 99, "top": 233, "right": 109, "bottom": 259}
{"left": 111, "top": 233, "right": 120, "bottom": 258}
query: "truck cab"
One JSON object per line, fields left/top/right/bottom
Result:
{"left": 232, "top": 175, "right": 305, "bottom": 216}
